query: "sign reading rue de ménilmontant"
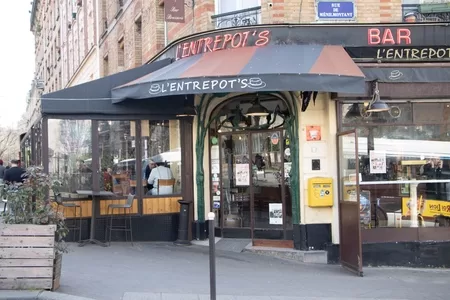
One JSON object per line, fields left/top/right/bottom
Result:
{"left": 316, "top": 0, "right": 356, "bottom": 21}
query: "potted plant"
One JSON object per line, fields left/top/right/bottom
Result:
{"left": 0, "top": 166, "right": 68, "bottom": 291}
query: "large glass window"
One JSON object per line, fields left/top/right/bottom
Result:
{"left": 340, "top": 102, "right": 450, "bottom": 230}
{"left": 48, "top": 119, "right": 92, "bottom": 193}
{"left": 141, "top": 120, "right": 181, "bottom": 196}
{"left": 97, "top": 120, "right": 136, "bottom": 196}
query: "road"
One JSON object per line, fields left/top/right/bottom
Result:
{"left": 58, "top": 242, "right": 450, "bottom": 300}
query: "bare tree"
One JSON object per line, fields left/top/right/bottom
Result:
{"left": 0, "top": 127, "right": 19, "bottom": 162}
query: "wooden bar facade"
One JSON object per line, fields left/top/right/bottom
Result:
{"left": 142, "top": 197, "right": 182, "bottom": 215}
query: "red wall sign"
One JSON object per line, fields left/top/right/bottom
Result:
{"left": 176, "top": 29, "right": 271, "bottom": 60}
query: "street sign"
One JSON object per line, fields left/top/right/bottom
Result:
{"left": 316, "top": 1, "right": 356, "bottom": 21}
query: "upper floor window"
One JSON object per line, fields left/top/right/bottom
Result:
{"left": 213, "top": 0, "right": 261, "bottom": 29}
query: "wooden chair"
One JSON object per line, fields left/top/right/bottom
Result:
{"left": 157, "top": 179, "right": 175, "bottom": 195}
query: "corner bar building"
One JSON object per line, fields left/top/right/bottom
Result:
{"left": 23, "top": 23, "right": 450, "bottom": 271}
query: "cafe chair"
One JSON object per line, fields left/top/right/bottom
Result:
{"left": 54, "top": 193, "right": 82, "bottom": 242}
{"left": 157, "top": 179, "right": 175, "bottom": 195}
{"left": 105, "top": 193, "right": 135, "bottom": 246}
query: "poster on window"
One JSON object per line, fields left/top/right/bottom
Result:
{"left": 235, "top": 164, "right": 250, "bottom": 186}
{"left": 269, "top": 203, "right": 283, "bottom": 225}
{"left": 284, "top": 162, "right": 292, "bottom": 179}
{"left": 369, "top": 150, "right": 386, "bottom": 174}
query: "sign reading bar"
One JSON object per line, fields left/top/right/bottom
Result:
{"left": 316, "top": 1, "right": 356, "bottom": 21}
{"left": 164, "top": 0, "right": 185, "bottom": 23}
{"left": 176, "top": 29, "right": 271, "bottom": 60}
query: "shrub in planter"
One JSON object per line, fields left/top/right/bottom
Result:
{"left": 0, "top": 166, "right": 68, "bottom": 290}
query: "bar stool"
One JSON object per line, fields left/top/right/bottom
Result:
{"left": 54, "top": 193, "right": 82, "bottom": 242}
{"left": 105, "top": 193, "right": 135, "bottom": 246}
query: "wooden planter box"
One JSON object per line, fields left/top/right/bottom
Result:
{"left": 0, "top": 224, "right": 60, "bottom": 290}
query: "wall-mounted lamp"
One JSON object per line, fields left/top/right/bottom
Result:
{"left": 365, "top": 81, "right": 389, "bottom": 113}
{"left": 176, "top": 97, "right": 197, "bottom": 117}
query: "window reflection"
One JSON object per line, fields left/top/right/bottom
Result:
{"left": 340, "top": 102, "right": 450, "bottom": 229}
{"left": 142, "top": 120, "right": 181, "bottom": 196}
{"left": 48, "top": 119, "right": 92, "bottom": 193}
{"left": 98, "top": 121, "right": 136, "bottom": 196}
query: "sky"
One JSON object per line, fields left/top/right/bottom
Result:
{"left": 0, "top": 3, "right": 35, "bottom": 128}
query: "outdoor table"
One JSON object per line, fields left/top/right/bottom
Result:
{"left": 346, "top": 179, "right": 450, "bottom": 227}
{"left": 76, "top": 190, "right": 115, "bottom": 247}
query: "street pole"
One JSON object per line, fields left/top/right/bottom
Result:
{"left": 208, "top": 212, "right": 216, "bottom": 300}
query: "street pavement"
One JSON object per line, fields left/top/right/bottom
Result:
{"left": 53, "top": 242, "right": 449, "bottom": 300}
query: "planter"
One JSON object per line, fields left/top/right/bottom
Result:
{"left": 0, "top": 224, "right": 57, "bottom": 290}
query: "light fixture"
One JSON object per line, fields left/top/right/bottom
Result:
{"left": 345, "top": 103, "right": 362, "bottom": 119}
{"left": 365, "top": 81, "right": 389, "bottom": 113}
{"left": 245, "top": 94, "right": 269, "bottom": 117}
{"left": 176, "top": 105, "right": 197, "bottom": 117}
{"left": 176, "top": 97, "right": 197, "bottom": 117}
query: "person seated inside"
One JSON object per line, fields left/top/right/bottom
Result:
{"left": 145, "top": 160, "right": 156, "bottom": 192}
{"left": 147, "top": 160, "right": 174, "bottom": 195}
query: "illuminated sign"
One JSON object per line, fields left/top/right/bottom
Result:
{"left": 175, "top": 29, "right": 271, "bottom": 60}
{"left": 158, "top": 25, "right": 449, "bottom": 63}
{"left": 366, "top": 28, "right": 450, "bottom": 61}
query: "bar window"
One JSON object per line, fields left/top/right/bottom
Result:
{"left": 339, "top": 102, "right": 450, "bottom": 231}
{"left": 141, "top": 120, "right": 181, "bottom": 196}
{"left": 48, "top": 119, "right": 93, "bottom": 193}
{"left": 97, "top": 120, "right": 136, "bottom": 196}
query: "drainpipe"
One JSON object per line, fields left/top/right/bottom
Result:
{"left": 164, "top": 21, "right": 168, "bottom": 46}
{"left": 95, "top": 0, "right": 101, "bottom": 78}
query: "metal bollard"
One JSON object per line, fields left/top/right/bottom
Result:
{"left": 208, "top": 212, "right": 216, "bottom": 300}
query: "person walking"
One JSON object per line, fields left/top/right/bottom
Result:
{"left": 3, "top": 159, "right": 26, "bottom": 184}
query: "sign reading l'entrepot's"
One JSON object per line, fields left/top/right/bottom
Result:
{"left": 176, "top": 29, "right": 270, "bottom": 60}
{"left": 168, "top": 25, "right": 449, "bottom": 62}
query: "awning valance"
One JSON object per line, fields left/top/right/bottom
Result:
{"left": 361, "top": 66, "right": 450, "bottom": 83}
{"left": 111, "top": 45, "right": 365, "bottom": 103}
{"left": 41, "top": 59, "right": 174, "bottom": 115}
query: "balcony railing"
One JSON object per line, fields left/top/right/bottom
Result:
{"left": 211, "top": 6, "right": 261, "bottom": 29}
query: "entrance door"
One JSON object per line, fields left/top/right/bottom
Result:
{"left": 251, "top": 131, "right": 287, "bottom": 242}
{"left": 217, "top": 130, "right": 290, "bottom": 244}
{"left": 337, "top": 130, "right": 363, "bottom": 276}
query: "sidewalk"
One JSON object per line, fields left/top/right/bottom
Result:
{"left": 0, "top": 291, "right": 413, "bottom": 300}
{"left": 3, "top": 242, "right": 448, "bottom": 300}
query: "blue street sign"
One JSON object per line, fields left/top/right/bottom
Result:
{"left": 317, "top": 1, "right": 355, "bottom": 20}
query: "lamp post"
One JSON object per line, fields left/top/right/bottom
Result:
{"left": 208, "top": 211, "right": 216, "bottom": 300}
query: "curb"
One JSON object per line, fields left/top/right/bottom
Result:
{"left": 0, "top": 291, "right": 97, "bottom": 300}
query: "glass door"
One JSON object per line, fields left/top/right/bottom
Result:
{"left": 337, "top": 130, "right": 363, "bottom": 277}
{"left": 219, "top": 133, "right": 252, "bottom": 229}
{"left": 215, "top": 130, "right": 291, "bottom": 241}
{"left": 251, "top": 130, "right": 285, "bottom": 239}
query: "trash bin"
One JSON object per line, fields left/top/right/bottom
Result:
{"left": 174, "top": 199, "right": 191, "bottom": 245}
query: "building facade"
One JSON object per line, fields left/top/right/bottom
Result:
{"left": 23, "top": 1, "right": 450, "bottom": 271}
{"left": 98, "top": 0, "right": 405, "bottom": 78}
